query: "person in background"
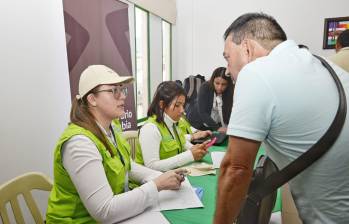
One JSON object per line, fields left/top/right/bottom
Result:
{"left": 214, "top": 12, "right": 349, "bottom": 224}
{"left": 137, "top": 81, "right": 211, "bottom": 171}
{"left": 175, "top": 79, "right": 183, "bottom": 87}
{"left": 187, "top": 67, "right": 234, "bottom": 133}
{"left": 46, "top": 65, "right": 185, "bottom": 223}
{"left": 329, "top": 29, "right": 349, "bottom": 72}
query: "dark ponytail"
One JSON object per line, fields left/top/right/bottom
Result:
{"left": 70, "top": 91, "right": 114, "bottom": 157}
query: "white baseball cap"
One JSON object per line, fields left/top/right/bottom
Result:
{"left": 76, "top": 65, "right": 134, "bottom": 99}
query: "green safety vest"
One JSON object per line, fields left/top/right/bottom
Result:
{"left": 46, "top": 121, "right": 131, "bottom": 223}
{"left": 135, "top": 116, "right": 187, "bottom": 165}
{"left": 178, "top": 117, "right": 193, "bottom": 135}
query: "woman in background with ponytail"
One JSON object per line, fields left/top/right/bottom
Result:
{"left": 187, "top": 67, "right": 234, "bottom": 133}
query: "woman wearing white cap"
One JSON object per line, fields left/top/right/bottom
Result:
{"left": 46, "top": 65, "right": 185, "bottom": 223}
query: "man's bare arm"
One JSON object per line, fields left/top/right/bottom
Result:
{"left": 214, "top": 136, "right": 260, "bottom": 224}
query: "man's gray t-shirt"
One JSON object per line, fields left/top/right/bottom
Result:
{"left": 227, "top": 40, "right": 349, "bottom": 223}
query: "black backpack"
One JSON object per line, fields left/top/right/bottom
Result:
{"left": 183, "top": 74, "right": 205, "bottom": 111}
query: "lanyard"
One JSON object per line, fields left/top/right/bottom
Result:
{"left": 109, "top": 125, "right": 129, "bottom": 192}
{"left": 164, "top": 123, "right": 183, "bottom": 154}
{"left": 109, "top": 126, "right": 125, "bottom": 166}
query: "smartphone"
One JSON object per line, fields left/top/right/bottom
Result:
{"left": 206, "top": 137, "right": 217, "bottom": 147}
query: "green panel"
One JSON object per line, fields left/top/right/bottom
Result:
{"left": 162, "top": 145, "right": 281, "bottom": 224}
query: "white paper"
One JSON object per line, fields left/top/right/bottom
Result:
{"left": 149, "top": 178, "right": 203, "bottom": 211}
{"left": 118, "top": 211, "right": 169, "bottom": 224}
{"left": 211, "top": 151, "right": 226, "bottom": 168}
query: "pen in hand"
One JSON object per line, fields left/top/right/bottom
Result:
{"left": 178, "top": 169, "right": 189, "bottom": 182}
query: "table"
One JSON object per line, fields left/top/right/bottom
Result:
{"left": 162, "top": 144, "right": 282, "bottom": 224}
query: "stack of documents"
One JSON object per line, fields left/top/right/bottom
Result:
{"left": 120, "top": 178, "right": 202, "bottom": 224}
{"left": 182, "top": 162, "right": 216, "bottom": 176}
{"left": 149, "top": 178, "right": 203, "bottom": 211}
{"left": 119, "top": 211, "right": 169, "bottom": 224}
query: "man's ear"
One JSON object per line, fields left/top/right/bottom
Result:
{"left": 335, "top": 41, "right": 341, "bottom": 52}
{"left": 245, "top": 39, "right": 269, "bottom": 61}
{"left": 242, "top": 39, "right": 254, "bottom": 63}
{"left": 87, "top": 93, "right": 97, "bottom": 107}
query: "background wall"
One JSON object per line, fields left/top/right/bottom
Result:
{"left": 0, "top": 0, "right": 70, "bottom": 220}
{"left": 127, "top": 2, "right": 164, "bottom": 116}
{"left": 149, "top": 14, "right": 165, "bottom": 98}
{"left": 173, "top": 0, "right": 349, "bottom": 81}
{"left": 0, "top": 0, "right": 165, "bottom": 220}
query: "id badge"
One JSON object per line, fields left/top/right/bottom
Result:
{"left": 124, "top": 171, "right": 129, "bottom": 192}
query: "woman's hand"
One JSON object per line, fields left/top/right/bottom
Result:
{"left": 190, "top": 143, "right": 209, "bottom": 161}
{"left": 217, "top": 127, "right": 227, "bottom": 133}
{"left": 191, "top": 130, "right": 212, "bottom": 140}
{"left": 153, "top": 169, "right": 186, "bottom": 191}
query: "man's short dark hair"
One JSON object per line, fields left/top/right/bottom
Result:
{"left": 337, "top": 29, "right": 349, "bottom": 48}
{"left": 224, "top": 12, "right": 287, "bottom": 49}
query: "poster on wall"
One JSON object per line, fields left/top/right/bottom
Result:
{"left": 323, "top": 16, "right": 349, "bottom": 49}
{"left": 63, "top": 0, "right": 136, "bottom": 130}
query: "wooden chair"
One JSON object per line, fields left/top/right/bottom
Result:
{"left": 0, "top": 172, "right": 53, "bottom": 224}
{"left": 122, "top": 130, "right": 139, "bottom": 160}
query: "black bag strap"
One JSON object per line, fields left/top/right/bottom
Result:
{"left": 250, "top": 55, "right": 347, "bottom": 200}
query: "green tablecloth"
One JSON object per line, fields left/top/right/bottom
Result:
{"left": 162, "top": 144, "right": 282, "bottom": 224}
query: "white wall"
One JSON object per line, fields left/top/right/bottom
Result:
{"left": 0, "top": 0, "right": 70, "bottom": 219}
{"left": 173, "top": 0, "right": 349, "bottom": 81}
{"left": 127, "top": 0, "right": 177, "bottom": 24}
{"left": 127, "top": 1, "right": 165, "bottom": 110}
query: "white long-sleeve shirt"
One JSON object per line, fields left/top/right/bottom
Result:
{"left": 210, "top": 92, "right": 226, "bottom": 127}
{"left": 62, "top": 133, "right": 162, "bottom": 224}
{"left": 139, "top": 113, "right": 194, "bottom": 172}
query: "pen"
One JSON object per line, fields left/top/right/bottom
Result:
{"left": 179, "top": 170, "right": 189, "bottom": 180}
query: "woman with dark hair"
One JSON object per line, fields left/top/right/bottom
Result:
{"left": 46, "top": 65, "right": 185, "bottom": 223}
{"left": 187, "top": 67, "right": 234, "bottom": 132}
{"left": 137, "top": 81, "right": 211, "bottom": 171}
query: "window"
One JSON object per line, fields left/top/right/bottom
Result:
{"left": 135, "top": 7, "right": 149, "bottom": 119}
{"left": 162, "top": 20, "right": 172, "bottom": 81}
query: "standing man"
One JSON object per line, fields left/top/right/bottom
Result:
{"left": 214, "top": 13, "right": 349, "bottom": 224}
{"left": 329, "top": 29, "right": 349, "bottom": 72}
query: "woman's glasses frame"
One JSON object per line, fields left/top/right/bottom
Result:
{"left": 94, "top": 86, "right": 128, "bottom": 98}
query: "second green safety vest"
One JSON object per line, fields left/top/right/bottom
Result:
{"left": 135, "top": 116, "right": 187, "bottom": 165}
{"left": 178, "top": 116, "right": 193, "bottom": 135}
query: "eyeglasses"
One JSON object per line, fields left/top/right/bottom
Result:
{"left": 94, "top": 86, "right": 128, "bottom": 98}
